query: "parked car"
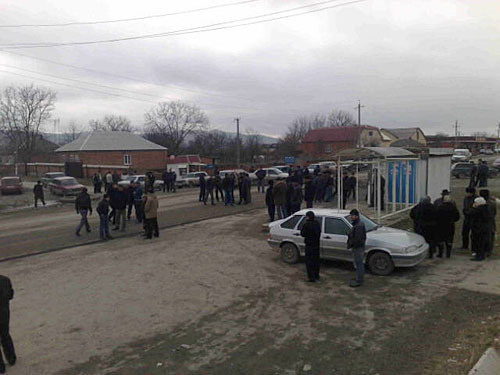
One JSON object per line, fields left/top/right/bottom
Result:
{"left": 262, "top": 167, "right": 289, "bottom": 181}
{"left": 451, "top": 149, "right": 471, "bottom": 162}
{"left": 41, "top": 172, "right": 66, "bottom": 187}
{"left": 308, "top": 161, "right": 337, "bottom": 173}
{"left": 479, "top": 148, "right": 494, "bottom": 155}
{"left": 118, "top": 175, "right": 163, "bottom": 191}
{"left": 267, "top": 209, "right": 428, "bottom": 276}
{"left": 49, "top": 177, "right": 85, "bottom": 196}
{"left": 219, "top": 169, "right": 257, "bottom": 182}
{"left": 451, "top": 163, "right": 497, "bottom": 178}
{"left": 492, "top": 158, "right": 500, "bottom": 169}
{"left": 273, "top": 165, "right": 292, "bottom": 174}
{"left": 0, "top": 176, "right": 23, "bottom": 195}
{"left": 176, "top": 172, "right": 209, "bottom": 188}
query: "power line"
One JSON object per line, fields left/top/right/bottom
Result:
{"left": 0, "top": 0, "right": 262, "bottom": 28}
{"left": 0, "top": 0, "right": 367, "bottom": 49}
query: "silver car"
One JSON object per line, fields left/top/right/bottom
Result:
{"left": 267, "top": 208, "right": 428, "bottom": 276}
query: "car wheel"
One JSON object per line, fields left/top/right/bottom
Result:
{"left": 367, "top": 251, "right": 395, "bottom": 276}
{"left": 280, "top": 243, "right": 300, "bottom": 264}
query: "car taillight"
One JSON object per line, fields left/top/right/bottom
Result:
{"left": 267, "top": 234, "right": 272, "bottom": 240}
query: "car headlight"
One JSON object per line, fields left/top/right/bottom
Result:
{"left": 405, "top": 245, "right": 417, "bottom": 254}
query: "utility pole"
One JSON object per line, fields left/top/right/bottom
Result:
{"left": 453, "top": 120, "right": 459, "bottom": 148}
{"left": 235, "top": 117, "right": 240, "bottom": 168}
{"left": 496, "top": 122, "right": 500, "bottom": 151}
{"left": 354, "top": 100, "right": 365, "bottom": 148}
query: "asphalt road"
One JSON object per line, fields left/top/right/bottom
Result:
{"left": 0, "top": 187, "right": 267, "bottom": 261}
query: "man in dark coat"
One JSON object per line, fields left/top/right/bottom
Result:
{"left": 0, "top": 275, "right": 16, "bottom": 373}
{"left": 469, "top": 161, "right": 478, "bottom": 188}
{"left": 273, "top": 178, "right": 287, "bottom": 219}
{"left": 289, "top": 182, "right": 303, "bottom": 214}
{"left": 436, "top": 195, "right": 460, "bottom": 258}
{"left": 162, "top": 169, "right": 169, "bottom": 193}
{"left": 199, "top": 174, "right": 206, "bottom": 202}
{"left": 434, "top": 189, "right": 451, "bottom": 208}
{"left": 347, "top": 173, "right": 357, "bottom": 199}
{"left": 419, "top": 196, "right": 438, "bottom": 258}
{"left": 33, "top": 180, "right": 45, "bottom": 208}
{"left": 479, "top": 189, "right": 496, "bottom": 257}
{"left": 255, "top": 168, "right": 266, "bottom": 194}
{"left": 112, "top": 186, "right": 127, "bottom": 232}
{"left": 221, "top": 174, "right": 234, "bottom": 206}
{"left": 214, "top": 172, "right": 224, "bottom": 202}
{"left": 470, "top": 197, "right": 491, "bottom": 261}
{"left": 347, "top": 209, "right": 367, "bottom": 287}
{"left": 461, "top": 187, "right": 476, "bottom": 250}
{"left": 304, "top": 177, "right": 315, "bottom": 209}
{"left": 126, "top": 183, "right": 135, "bottom": 220}
{"left": 112, "top": 170, "right": 120, "bottom": 184}
{"left": 477, "top": 160, "right": 489, "bottom": 187}
{"left": 75, "top": 187, "right": 92, "bottom": 236}
{"left": 204, "top": 176, "right": 215, "bottom": 205}
{"left": 265, "top": 180, "right": 275, "bottom": 222}
{"left": 300, "top": 211, "right": 321, "bottom": 282}
{"left": 96, "top": 194, "right": 112, "bottom": 240}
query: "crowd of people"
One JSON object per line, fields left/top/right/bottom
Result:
{"left": 410, "top": 187, "right": 496, "bottom": 261}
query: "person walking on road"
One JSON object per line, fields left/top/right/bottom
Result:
{"left": 347, "top": 209, "right": 367, "bottom": 287}
{"left": 75, "top": 187, "right": 92, "bottom": 236}
{"left": 470, "top": 197, "right": 491, "bottom": 261}
{"left": 479, "top": 189, "right": 496, "bottom": 257}
{"left": 97, "top": 194, "right": 113, "bottom": 240}
{"left": 199, "top": 174, "right": 206, "bottom": 202}
{"left": 204, "top": 176, "right": 215, "bottom": 205}
{"left": 436, "top": 195, "right": 460, "bottom": 258}
{"left": 33, "top": 180, "right": 45, "bottom": 208}
{"left": 256, "top": 168, "right": 266, "bottom": 194}
{"left": 0, "top": 274, "right": 16, "bottom": 374}
{"left": 461, "top": 187, "right": 476, "bottom": 250}
{"left": 112, "top": 185, "right": 127, "bottom": 232}
{"left": 300, "top": 211, "right": 321, "bottom": 283}
{"left": 273, "top": 178, "right": 288, "bottom": 219}
{"left": 265, "top": 180, "right": 275, "bottom": 222}
{"left": 144, "top": 190, "right": 159, "bottom": 239}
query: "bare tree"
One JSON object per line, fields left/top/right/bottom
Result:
{"left": 144, "top": 101, "right": 209, "bottom": 154}
{"left": 62, "top": 121, "right": 85, "bottom": 144}
{"left": 89, "top": 115, "right": 133, "bottom": 132}
{"left": 0, "top": 85, "right": 56, "bottom": 173}
{"left": 327, "top": 110, "right": 355, "bottom": 127}
{"left": 242, "top": 130, "right": 264, "bottom": 164}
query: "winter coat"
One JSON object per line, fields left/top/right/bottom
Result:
{"left": 290, "top": 184, "right": 303, "bottom": 206}
{"left": 33, "top": 184, "right": 44, "bottom": 198}
{"left": 75, "top": 192, "right": 92, "bottom": 213}
{"left": 265, "top": 186, "right": 274, "bottom": 206}
{"left": 0, "top": 275, "right": 14, "bottom": 307}
{"left": 471, "top": 205, "right": 491, "bottom": 235}
{"left": 96, "top": 199, "right": 110, "bottom": 216}
{"left": 304, "top": 181, "right": 316, "bottom": 202}
{"left": 347, "top": 219, "right": 366, "bottom": 249}
{"left": 462, "top": 195, "right": 476, "bottom": 218}
{"left": 300, "top": 219, "right": 321, "bottom": 248}
{"left": 273, "top": 181, "right": 287, "bottom": 205}
{"left": 255, "top": 169, "right": 266, "bottom": 180}
{"left": 113, "top": 190, "right": 127, "bottom": 210}
{"left": 144, "top": 194, "right": 159, "bottom": 219}
{"left": 436, "top": 202, "right": 460, "bottom": 241}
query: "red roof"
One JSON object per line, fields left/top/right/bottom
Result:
{"left": 167, "top": 154, "right": 201, "bottom": 164}
{"left": 303, "top": 126, "right": 377, "bottom": 143}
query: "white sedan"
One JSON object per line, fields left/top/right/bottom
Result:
{"left": 118, "top": 175, "right": 163, "bottom": 191}
{"left": 267, "top": 209, "right": 428, "bottom": 276}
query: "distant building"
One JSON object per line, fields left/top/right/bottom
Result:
{"left": 301, "top": 125, "right": 383, "bottom": 160}
{"left": 427, "top": 135, "right": 498, "bottom": 153}
{"left": 380, "top": 128, "right": 427, "bottom": 147}
{"left": 166, "top": 154, "right": 207, "bottom": 176}
{"left": 55, "top": 131, "right": 168, "bottom": 172}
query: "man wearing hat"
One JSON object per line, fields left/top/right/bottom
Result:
{"left": 462, "top": 187, "right": 477, "bottom": 250}
{"left": 434, "top": 189, "right": 453, "bottom": 208}
{"left": 347, "top": 209, "right": 367, "bottom": 287}
{"left": 470, "top": 197, "right": 491, "bottom": 261}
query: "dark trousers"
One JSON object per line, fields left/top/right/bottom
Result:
{"left": 199, "top": 186, "right": 206, "bottom": 201}
{"left": 204, "top": 190, "right": 215, "bottom": 205}
{"left": 472, "top": 231, "right": 487, "bottom": 260}
{"left": 134, "top": 201, "right": 143, "bottom": 223}
{"left": 163, "top": 180, "right": 168, "bottom": 192}
{"left": 352, "top": 247, "right": 365, "bottom": 283}
{"left": 267, "top": 205, "right": 275, "bottom": 222}
{"left": 462, "top": 218, "right": 471, "bottom": 249}
{"left": 34, "top": 196, "right": 45, "bottom": 208}
{"left": 487, "top": 232, "right": 495, "bottom": 255}
{"left": 215, "top": 186, "right": 224, "bottom": 201}
{"left": 257, "top": 179, "right": 265, "bottom": 193}
{"left": 99, "top": 214, "right": 110, "bottom": 239}
{"left": 144, "top": 218, "right": 159, "bottom": 238}
{"left": 306, "top": 200, "right": 313, "bottom": 209}
{"left": 224, "top": 189, "right": 233, "bottom": 206}
{"left": 0, "top": 307, "right": 16, "bottom": 367}
{"left": 127, "top": 203, "right": 133, "bottom": 219}
{"left": 108, "top": 208, "right": 116, "bottom": 225}
{"left": 76, "top": 209, "right": 90, "bottom": 234}
{"left": 305, "top": 246, "right": 320, "bottom": 281}
{"left": 170, "top": 182, "right": 176, "bottom": 192}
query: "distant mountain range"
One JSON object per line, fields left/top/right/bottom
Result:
{"left": 42, "top": 130, "right": 280, "bottom": 146}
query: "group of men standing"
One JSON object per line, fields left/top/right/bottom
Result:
{"left": 161, "top": 169, "right": 177, "bottom": 193}
{"left": 198, "top": 172, "right": 252, "bottom": 206}
{"left": 410, "top": 187, "right": 496, "bottom": 261}
{"left": 469, "top": 159, "right": 489, "bottom": 188}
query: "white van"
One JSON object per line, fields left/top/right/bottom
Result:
{"left": 452, "top": 149, "right": 471, "bottom": 162}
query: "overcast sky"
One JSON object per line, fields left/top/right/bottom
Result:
{"left": 0, "top": 0, "right": 499, "bottom": 137}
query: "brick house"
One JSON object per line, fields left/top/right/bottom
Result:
{"left": 380, "top": 128, "right": 427, "bottom": 147}
{"left": 55, "top": 131, "right": 168, "bottom": 173}
{"left": 301, "top": 126, "right": 383, "bottom": 160}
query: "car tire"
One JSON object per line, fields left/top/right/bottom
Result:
{"left": 280, "top": 242, "right": 300, "bottom": 264}
{"left": 367, "top": 251, "right": 395, "bottom": 276}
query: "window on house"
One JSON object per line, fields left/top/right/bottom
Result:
{"left": 369, "top": 131, "right": 373, "bottom": 136}
{"left": 123, "top": 154, "right": 132, "bottom": 165}
{"left": 324, "top": 144, "right": 332, "bottom": 153}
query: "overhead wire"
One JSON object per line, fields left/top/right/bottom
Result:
{"left": 0, "top": 0, "right": 262, "bottom": 28}
{"left": 0, "top": 0, "right": 367, "bottom": 49}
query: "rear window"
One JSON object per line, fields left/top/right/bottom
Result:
{"left": 281, "top": 215, "right": 303, "bottom": 229}
{"left": 1, "top": 178, "right": 20, "bottom": 185}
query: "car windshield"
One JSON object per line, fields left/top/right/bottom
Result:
{"left": 60, "top": 178, "right": 78, "bottom": 186}
{"left": 2, "top": 178, "right": 20, "bottom": 185}
{"left": 344, "top": 214, "right": 378, "bottom": 232}
{"left": 454, "top": 150, "right": 468, "bottom": 156}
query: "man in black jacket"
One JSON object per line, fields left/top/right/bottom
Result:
{"left": 97, "top": 194, "right": 112, "bottom": 240}
{"left": 75, "top": 188, "right": 92, "bottom": 236}
{"left": 265, "top": 180, "right": 275, "bottom": 222}
{"left": 0, "top": 275, "right": 16, "bottom": 373}
{"left": 480, "top": 189, "right": 496, "bottom": 257}
{"left": 255, "top": 168, "right": 266, "bottom": 193}
{"left": 462, "top": 187, "right": 476, "bottom": 250}
{"left": 204, "top": 176, "right": 215, "bottom": 205}
{"left": 33, "top": 180, "right": 45, "bottom": 208}
{"left": 300, "top": 211, "right": 321, "bottom": 282}
{"left": 199, "top": 174, "right": 206, "bottom": 202}
{"left": 347, "top": 209, "right": 367, "bottom": 287}
{"left": 112, "top": 186, "right": 127, "bottom": 232}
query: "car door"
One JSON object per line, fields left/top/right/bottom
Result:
{"left": 321, "top": 217, "right": 351, "bottom": 261}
